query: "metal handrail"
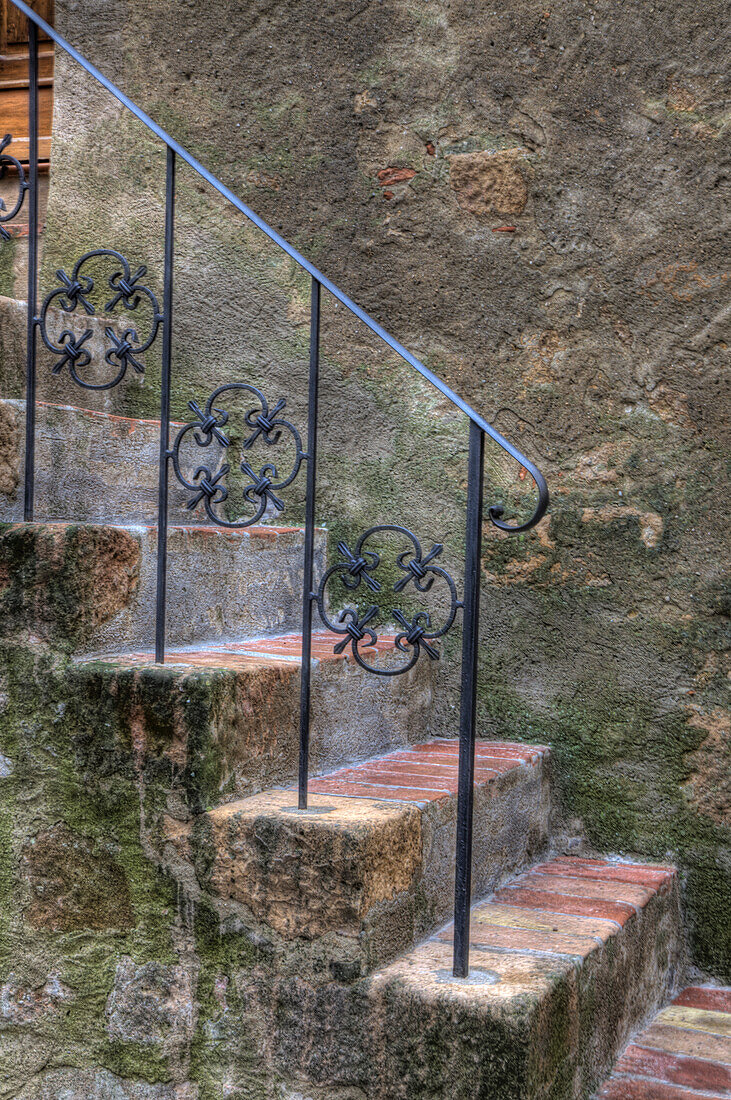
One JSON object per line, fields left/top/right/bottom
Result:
{"left": 7, "top": 0, "right": 548, "bottom": 530}
{"left": 4, "top": 0, "right": 549, "bottom": 978}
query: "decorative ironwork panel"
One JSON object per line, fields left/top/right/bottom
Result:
{"left": 0, "top": 135, "right": 29, "bottom": 242}
{"left": 169, "top": 382, "right": 305, "bottom": 527}
{"left": 38, "top": 249, "right": 162, "bottom": 390}
{"left": 314, "top": 524, "right": 461, "bottom": 676}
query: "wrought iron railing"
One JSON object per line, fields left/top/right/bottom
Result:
{"left": 2, "top": 0, "right": 548, "bottom": 978}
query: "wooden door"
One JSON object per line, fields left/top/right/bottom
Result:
{"left": 0, "top": 0, "right": 54, "bottom": 163}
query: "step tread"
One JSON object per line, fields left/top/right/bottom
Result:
{"left": 307, "top": 737, "right": 548, "bottom": 803}
{"left": 435, "top": 855, "right": 676, "bottom": 955}
{"left": 202, "top": 736, "right": 550, "bottom": 976}
{"left": 369, "top": 854, "right": 682, "bottom": 1097}
{"left": 77, "top": 630, "right": 400, "bottom": 669}
{"left": 596, "top": 985, "right": 731, "bottom": 1098}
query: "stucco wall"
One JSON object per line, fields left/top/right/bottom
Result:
{"left": 36, "top": 0, "right": 731, "bottom": 977}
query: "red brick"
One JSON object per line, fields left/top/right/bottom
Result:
{"left": 516, "top": 872, "right": 653, "bottom": 908}
{"left": 616, "top": 1044, "right": 731, "bottom": 1095}
{"left": 641, "top": 1023, "right": 731, "bottom": 1065}
{"left": 597, "top": 1077, "right": 719, "bottom": 1099}
{"left": 437, "top": 922, "right": 601, "bottom": 959}
{"left": 352, "top": 760, "right": 498, "bottom": 782}
{"left": 405, "top": 740, "right": 542, "bottom": 762}
{"left": 315, "top": 769, "right": 458, "bottom": 794}
{"left": 534, "top": 857, "right": 674, "bottom": 891}
{"left": 674, "top": 987, "right": 731, "bottom": 1014}
{"left": 493, "top": 885, "right": 635, "bottom": 926}
{"left": 307, "top": 779, "right": 447, "bottom": 803}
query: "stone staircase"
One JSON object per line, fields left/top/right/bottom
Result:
{"left": 0, "top": 383, "right": 717, "bottom": 1098}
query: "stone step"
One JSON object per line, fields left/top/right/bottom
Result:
{"left": 281, "top": 855, "right": 680, "bottom": 1099}
{"left": 200, "top": 739, "right": 551, "bottom": 980}
{"left": 595, "top": 985, "right": 731, "bottom": 1099}
{"left": 0, "top": 398, "right": 228, "bottom": 524}
{"left": 0, "top": 520, "right": 326, "bottom": 653}
{"left": 67, "top": 632, "right": 435, "bottom": 809}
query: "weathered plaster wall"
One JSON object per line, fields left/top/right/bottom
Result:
{"left": 16, "top": 0, "right": 731, "bottom": 990}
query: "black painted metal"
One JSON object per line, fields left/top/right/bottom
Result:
{"left": 23, "top": 20, "right": 39, "bottom": 521}
{"left": 312, "top": 526, "right": 461, "bottom": 677}
{"left": 154, "top": 146, "right": 176, "bottom": 665}
{"left": 9, "top": 0, "right": 548, "bottom": 533}
{"left": 0, "top": 135, "right": 29, "bottom": 239}
{"left": 167, "top": 383, "right": 305, "bottom": 528}
{"left": 8, "top": 0, "right": 551, "bottom": 976}
{"left": 298, "top": 278, "right": 321, "bottom": 810}
{"left": 38, "top": 249, "right": 162, "bottom": 390}
{"left": 453, "top": 421, "right": 485, "bottom": 978}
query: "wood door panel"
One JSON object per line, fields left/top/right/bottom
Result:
{"left": 0, "top": 84, "right": 53, "bottom": 159}
{"left": 2, "top": 1, "right": 54, "bottom": 47}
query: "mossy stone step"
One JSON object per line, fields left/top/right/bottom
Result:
{"left": 240, "top": 856, "right": 681, "bottom": 1098}
{"left": 67, "top": 633, "right": 436, "bottom": 811}
{"left": 0, "top": 520, "right": 325, "bottom": 653}
{"left": 200, "top": 739, "right": 551, "bottom": 980}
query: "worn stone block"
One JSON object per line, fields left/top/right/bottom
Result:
{"left": 0, "top": 520, "right": 325, "bottom": 653}
{"left": 200, "top": 740, "right": 551, "bottom": 977}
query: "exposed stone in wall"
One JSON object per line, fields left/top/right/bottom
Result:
{"left": 449, "top": 149, "right": 528, "bottom": 218}
{"left": 21, "top": 823, "right": 135, "bottom": 931}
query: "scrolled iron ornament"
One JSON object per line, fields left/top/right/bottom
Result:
{"left": 0, "top": 135, "right": 29, "bottom": 242}
{"left": 38, "top": 249, "right": 162, "bottom": 389}
{"left": 169, "top": 382, "right": 305, "bottom": 527}
{"left": 314, "top": 524, "right": 461, "bottom": 676}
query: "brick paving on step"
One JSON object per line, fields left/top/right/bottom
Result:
{"left": 306, "top": 738, "right": 549, "bottom": 803}
{"left": 596, "top": 984, "right": 731, "bottom": 1099}
{"left": 434, "top": 855, "right": 675, "bottom": 959}
{"left": 92, "top": 630, "right": 398, "bottom": 669}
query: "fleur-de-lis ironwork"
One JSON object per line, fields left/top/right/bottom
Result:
{"left": 38, "top": 249, "right": 161, "bottom": 390}
{"left": 168, "top": 382, "right": 305, "bottom": 528}
{"left": 314, "top": 524, "right": 461, "bottom": 676}
{"left": 0, "top": 135, "right": 28, "bottom": 242}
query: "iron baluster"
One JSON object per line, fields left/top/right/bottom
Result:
{"left": 0, "top": 135, "right": 29, "bottom": 239}
{"left": 298, "top": 277, "right": 321, "bottom": 810}
{"left": 313, "top": 525, "right": 461, "bottom": 677}
{"left": 154, "top": 146, "right": 176, "bottom": 665}
{"left": 23, "top": 20, "right": 39, "bottom": 521}
{"left": 453, "top": 420, "right": 485, "bottom": 978}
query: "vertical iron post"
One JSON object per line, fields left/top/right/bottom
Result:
{"left": 154, "top": 145, "right": 176, "bottom": 663}
{"left": 23, "top": 17, "right": 39, "bottom": 521}
{"left": 453, "top": 419, "right": 484, "bottom": 977}
{"left": 298, "top": 277, "right": 321, "bottom": 809}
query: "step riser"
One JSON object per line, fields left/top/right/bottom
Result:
{"left": 0, "top": 295, "right": 145, "bottom": 416}
{"left": 0, "top": 521, "right": 325, "bottom": 652}
{"left": 67, "top": 653, "right": 435, "bottom": 809}
{"left": 0, "top": 399, "right": 226, "bottom": 525}
{"left": 202, "top": 744, "right": 552, "bottom": 981}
